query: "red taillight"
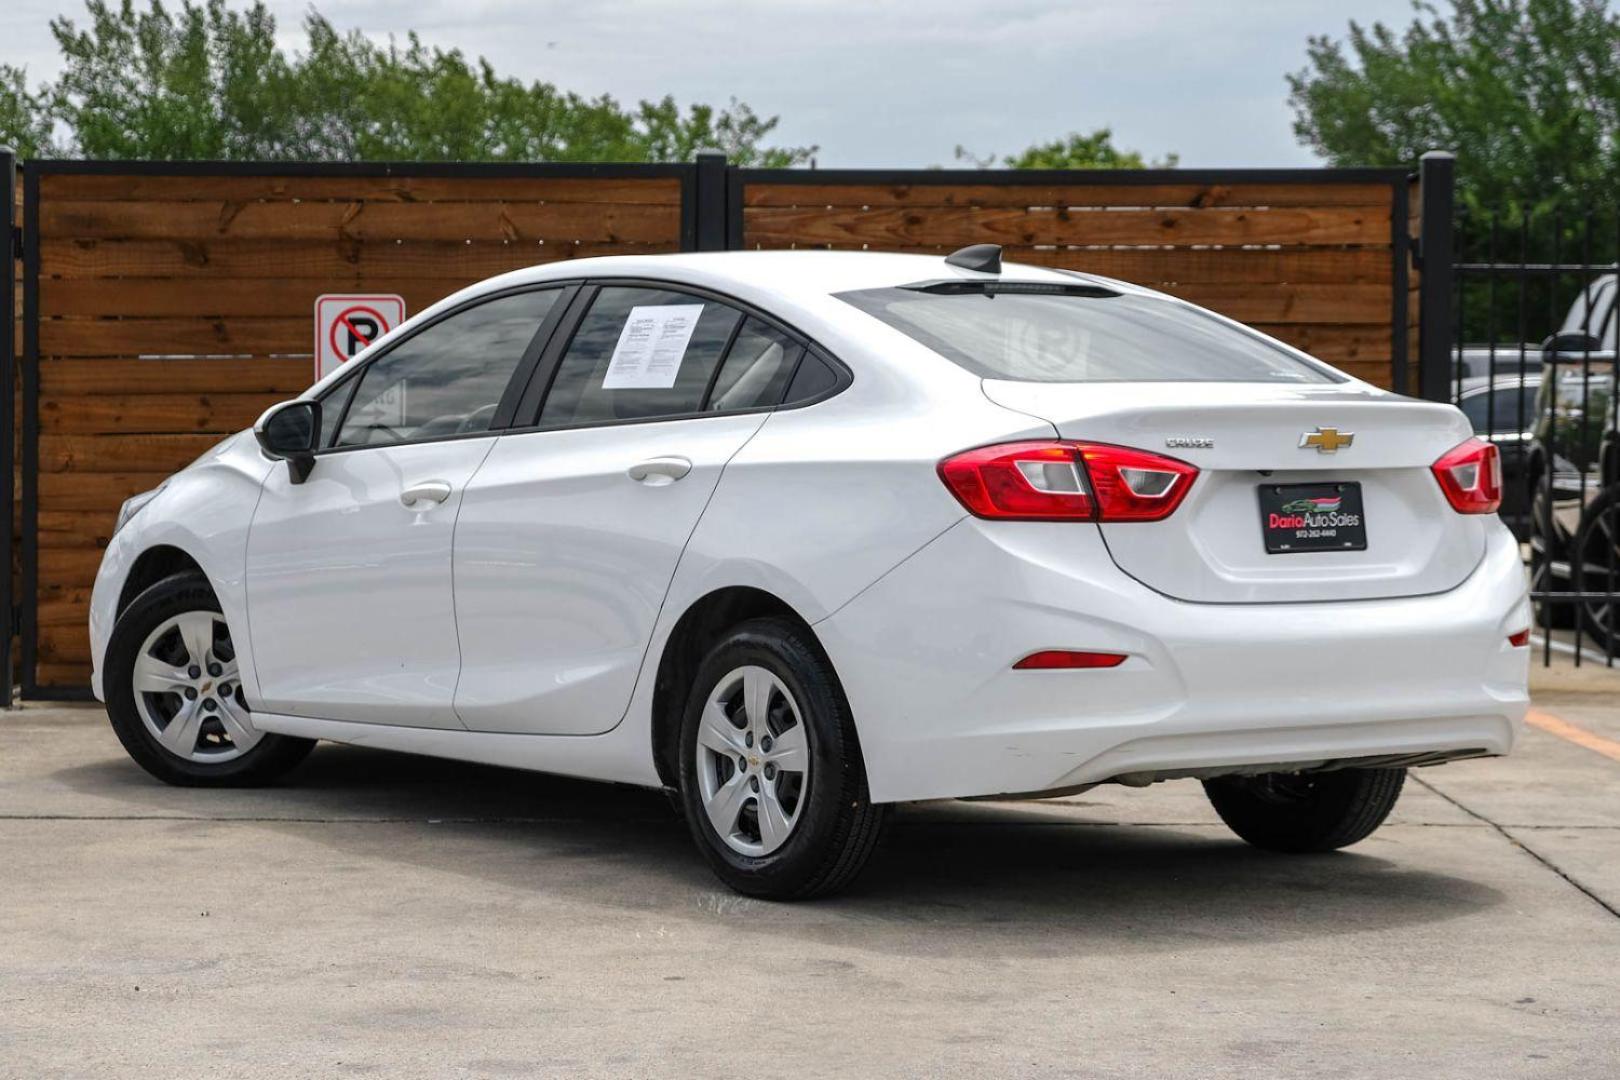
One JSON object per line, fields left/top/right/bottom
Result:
{"left": 938, "top": 441, "right": 1197, "bottom": 522}
{"left": 1508, "top": 628, "right": 1530, "bottom": 648}
{"left": 1431, "top": 437, "right": 1502, "bottom": 514}
{"left": 1013, "top": 650, "right": 1128, "bottom": 670}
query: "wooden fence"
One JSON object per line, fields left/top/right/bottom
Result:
{"left": 729, "top": 169, "right": 1412, "bottom": 390}
{"left": 18, "top": 162, "right": 690, "bottom": 693}
{"left": 7, "top": 158, "right": 1424, "bottom": 695}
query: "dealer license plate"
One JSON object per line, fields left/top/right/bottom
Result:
{"left": 1259, "top": 482, "right": 1367, "bottom": 554}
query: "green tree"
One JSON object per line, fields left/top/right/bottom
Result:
{"left": 1288, "top": 0, "right": 1620, "bottom": 218}
{"left": 0, "top": 66, "right": 57, "bottom": 157}
{"left": 957, "top": 128, "right": 1177, "bottom": 170}
{"left": 0, "top": 0, "right": 814, "bottom": 165}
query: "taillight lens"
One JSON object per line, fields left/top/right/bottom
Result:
{"left": 1431, "top": 437, "right": 1502, "bottom": 514}
{"left": 939, "top": 441, "right": 1197, "bottom": 522}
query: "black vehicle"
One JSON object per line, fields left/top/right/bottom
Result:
{"left": 1457, "top": 374, "right": 1538, "bottom": 538}
{"left": 1524, "top": 275, "right": 1620, "bottom": 648}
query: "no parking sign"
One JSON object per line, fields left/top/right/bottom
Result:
{"left": 314, "top": 294, "right": 406, "bottom": 381}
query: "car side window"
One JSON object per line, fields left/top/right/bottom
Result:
{"left": 781, "top": 349, "right": 841, "bottom": 405}
{"left": 334, "top": 289, "right": 560, "bottom": 448}
{"left": 540, "top": 287, "right": 742, "bottom": 426}
{"left": 707, "top": 318, "right": 802, "bottom": 412}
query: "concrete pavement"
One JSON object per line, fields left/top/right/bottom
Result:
{"left": 2, "top": 667, "right": 1618, "bottom": 1078}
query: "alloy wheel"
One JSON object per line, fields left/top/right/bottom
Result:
{"left": 132, "top": 610, "right": 261, "bottom": 762}
{"left": 694, "top": 665, "right": 811, "bottom": 856}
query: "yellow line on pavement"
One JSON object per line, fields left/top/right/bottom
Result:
{"left": 1526, "top": 708, "right": 1620, "bottom": 765}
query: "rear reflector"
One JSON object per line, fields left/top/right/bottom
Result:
{"left": 939, "top": 441, "right": 1196, "bottom": 522}
{"left": 1432, "top": 437, "right": 1503, "bottom": 514}
{"left": 1508, "top": 628, "right": 1530, "bottom": 648}
{"left": 1013, "top": 650, "right": 1128, "bottom": 670}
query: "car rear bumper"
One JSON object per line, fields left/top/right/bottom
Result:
{"left": 816, "top": 517, "right": 1530, "bottom": 804}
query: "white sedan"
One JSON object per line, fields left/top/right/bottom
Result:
{"left": 89, "top": 247, "right": 1530, "bottom": 898}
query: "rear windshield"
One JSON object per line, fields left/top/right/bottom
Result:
{"left": 837, "top": 285, "right": 1341, "bottom": 384}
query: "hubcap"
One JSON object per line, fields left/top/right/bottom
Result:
{"left": 694, "top": 665, "right": 811, "bottom": 856}
{"left": 132, "top": 610, "right": 260, "bottom": 763}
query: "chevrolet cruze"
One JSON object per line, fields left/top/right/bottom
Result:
{"left": 91, "top": 247, "right": 1531, "bottom": 898}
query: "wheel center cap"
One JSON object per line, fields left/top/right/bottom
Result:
{"left": 200, "top": 681, "right": 213, "bottom": 694}
{"left": 748, "top": 755, "right": 760, "bottom": 769}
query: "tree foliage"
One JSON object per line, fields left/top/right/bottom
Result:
{"left": 957, "top": 128, "right": 1177, "bottom": 170}
{"left": 1288, "top": 0, "right": 1620, "bottom": 217}
{"left": 0, "top": 0, "right": 814, "bottom": 164}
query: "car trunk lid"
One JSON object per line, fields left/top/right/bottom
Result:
{"left": 982, "top": 380, "right": 1489, "bottom": 603}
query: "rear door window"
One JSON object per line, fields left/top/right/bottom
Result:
{"left": 540, "top": 286, "right": 743, "bottom": 425}
{"left": 838, "top": 285, "right": 1339, "bottom": 384}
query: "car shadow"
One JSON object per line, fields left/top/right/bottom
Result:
{"left": 55, "top": 741, "right": 1505, "bottom": 959}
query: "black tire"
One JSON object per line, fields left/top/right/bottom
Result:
{"left": 1529, "top": 485, "right": 1577, "bottom": 629}
{"left": 104, "top": 571, "right": 315, "bottom": 787}
{"left": 1202, "top": 767, "right": 1405, "bottom": 854}
{"left": 677, "top": 617, "right": 887, "bottom": 900}
{"left": 1572, "top": 486, "right": 1620, "bottom": 652}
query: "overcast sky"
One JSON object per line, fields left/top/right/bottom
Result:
{"left": 1, "top": 0, "right": 1423, "bottom": 166}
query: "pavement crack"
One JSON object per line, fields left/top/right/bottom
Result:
{"left": 1413, "top": 775, "right": 1620, "bottom": 921}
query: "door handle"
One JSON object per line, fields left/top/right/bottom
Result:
{"left": 400, "top": 480, "right": 453, "bottom": 508}
{"left": 627, "top": 456, "right": 692, "bottom": 486}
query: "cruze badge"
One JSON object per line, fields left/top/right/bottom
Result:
{"left": 1300, "top": 427, "right": 1354, "bottom": 453}
{"left": 1165, "top": 436, "right": 1214, "bottom": 449}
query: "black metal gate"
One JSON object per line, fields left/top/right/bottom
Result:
{"left": 1430, "top": 157, "right": 1620, "bottom": 665}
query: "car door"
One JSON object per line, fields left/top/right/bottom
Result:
{"left": 245, "top": 286, "right": 568, "bottom": 728}
{"left": 452, "top": 284, "right": 807, "bottom": 735}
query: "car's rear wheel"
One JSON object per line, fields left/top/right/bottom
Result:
{"left": 1202, "top": 767, "right": 1405, "bottom": 853}
{"left": 105, "top": 571, "right": 315, "bottom": 786}
{"left": 677, "top": 617, "right": 886, "bottom": 899}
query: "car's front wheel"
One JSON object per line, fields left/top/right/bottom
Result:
{"left": 678, "top": 618, "right": 887, "bottom": 899}
{"left": 1203, "top": 767, "right": 1405, "bottom": 853}
{"left": 104, "top": 571, "right": 315, "bottom": 786}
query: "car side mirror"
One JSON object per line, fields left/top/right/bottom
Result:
{"left": 254, "top": 399, "right": 321, "bottom": 484}
{"left": 1542, "top": 330, "right": 1602, "bottom": 360}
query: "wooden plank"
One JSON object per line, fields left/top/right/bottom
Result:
{"left": 40, "top": 318, "right": 310, "bottom": 358}
{"left": 36, "top": 662, "right": 92, "bottom": 687}
{"left": 39, "top": 471, "right": 172, "bottom": 510}
{"left": 743, "top": 181, "right": 1395, "bottom": 209}
{"left": 39, "top": 590, "right": 95, "bottom": 627}
{"left": 1005, "top": 247, "right": 1394, "bottom": 285}
{"left": 40, "top": 394, "right": 285, "bottom": 434}
{"left": 39, "top": 511, "right": 114, "bottom": 550}
{"left": 40, "top": 433, "right": 231, "bottom": 472}
{"left": 1334, "top": 360, "right": 1396, "bottom": 388}
{"left": 38, "top": 549, "right": 105, "bottom": 590}
{"left": 37, "top": 625, "right": 93, "bottom": 665}
{"left": 1251, "top": 323, "right": 1392, "bottom": 364}
{"left": 41, "top": 359, "right": 309, "bottom": 396}
{"left": 41, "top": 174, "right": 682, "bottom": 204}
{"left": 41, "top": 277, "right": 474, "bottom": 319}
{"left": 1158, "top": 282, "right": 1391, "bottom": 324}
{"left": 38, "top": 238, "right": 672, "bottom": 280}
{"left": 39, "top": 200, "right": 682, "bottom": 244}
{"left": 743, "top": 205, "right": 1392, "bottom": 249}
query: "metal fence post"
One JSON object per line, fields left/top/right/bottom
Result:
{"left": 692, "top": 150, "right": 729, "bottom": 252}
{"left": 1, "top": 147, "right": 15, "bottom": 706}
{"left": 1416, "top": 150, "right": 1456, "bottom": 403}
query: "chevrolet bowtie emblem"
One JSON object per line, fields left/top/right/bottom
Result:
{"left": 1300, "top": 427, "right": 1354, "bottom": 453}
